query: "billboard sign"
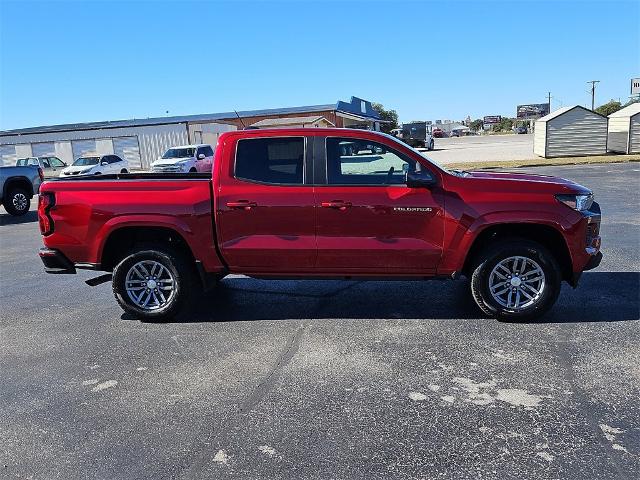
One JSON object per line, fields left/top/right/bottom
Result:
{"left": 517, "top": 103, "right": 550, "bottom": 119}
{"left": 483, "top": 115, "right": 501, "bottom": 124}
{"left": 631, "top": 78, "right": 640, "bottom": 95}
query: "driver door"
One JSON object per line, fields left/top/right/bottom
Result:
{"left": 315, "top": 136, "right": 444, "bottom": 274}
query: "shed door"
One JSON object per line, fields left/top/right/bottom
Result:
{"left": 72, "top": 139, "right": 97, "bottom": 160}
{"left": 630, "top": 116, "right": 640, "bottom": 154}
{"left": 0, "top": 145, "right": 17, "bottom": 166}
{"left": 113, "top": 136, "right": 142, "bottom": 169}
{"left": 32, "top": 142, "right": 56, "bottom": 157}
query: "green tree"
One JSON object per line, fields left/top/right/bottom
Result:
{"left": 469, "top": 119, "right": 483, "bottom": 132}
{"left": 595, "top": 100, "right": 622, "bottom": 116}
{"left": 372, "top": 103, "right": 399, "bottom": 133}
{"left": 493, "top": 117, "right": 513, "bottom": 132}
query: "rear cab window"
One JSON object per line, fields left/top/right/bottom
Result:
{"left": 235, "top": 137, "right": 305, "bottom": 185}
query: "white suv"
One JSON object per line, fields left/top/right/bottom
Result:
{"left": 60, "top": 154, "right": 129, "bottom": 177}
{"left": 151, "top": 144, "right": 214, "bottom": 173}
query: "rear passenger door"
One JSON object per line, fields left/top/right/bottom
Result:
{"left": 217, "top": 135, "right": 316, "bottom": 273}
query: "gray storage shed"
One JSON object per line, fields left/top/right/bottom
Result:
{"left": 534, "top": 105, "right": 608, "bottom": 158}
{"left": 607, "top": 102, "right": 640, "bottom": 154}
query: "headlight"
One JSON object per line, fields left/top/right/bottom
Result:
{"left": 80, "top": 168, "right": 93, "bottom": 174}
{"left": 555, "top": 193, "right": 593, "bottom": 211}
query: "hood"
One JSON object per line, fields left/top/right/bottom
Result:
{"left": 152, "top": 157, "right": 192, "bottom": 166}
{"left": 62, "top": 165, "right": 97, "bottom": 174}
{"left": 461, "top": 170, "right": 591, "bottom": 194}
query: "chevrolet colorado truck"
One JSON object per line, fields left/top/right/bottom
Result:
{"left": 37, "top": 128, "right": 602, "bottom": 321}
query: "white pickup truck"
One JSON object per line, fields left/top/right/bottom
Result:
{"left": 150, "top": 144, "right": 214, "bottom": 173}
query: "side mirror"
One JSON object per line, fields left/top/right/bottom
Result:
{"left": 101, "top": 161, "right": 108, "bottom": 166}
{"left": 405, "top": 170, "right": 436, "bottom": 188}
{"left": 198, "top": 153, "right": 205, "bottom": 160}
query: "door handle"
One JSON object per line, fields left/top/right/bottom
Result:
{"left": 226, "top": 200, "right": 257, "bottom": 210}
{"left": 321, "top": 200, "right": 352, "bottom": 210}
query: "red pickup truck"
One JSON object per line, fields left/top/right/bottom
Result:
{"left": 37, "top": 128, "right": 602, "bottom": 321}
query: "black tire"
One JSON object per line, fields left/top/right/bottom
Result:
{"left": 189, "top": 167, "right": 197, "bottom": 173}
{"left": 120, "top": 169, "right": 128, "bottom": 174}
{"left": 112, "top": 246, "right": 196, "bottom": 321}
{"left": 470, "top": 239, "right": 561, "bottom": 321}
{"left": 4, "top": 187, "right": 30, "bottom": 216}
{"left": 429, "top": 140, "right": 434, "bottom": 150}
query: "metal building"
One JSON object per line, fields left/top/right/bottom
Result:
{"left": 0, "top": 96, "right": 383, "bottom": 169}
{"left": 607, "top": 102, "right": 640, "bottom": 154}
{"left": 534, "top": 105, "right": 608, "bottom": 158}
{"left": 0, "top": 118, "right": 236, "bottom": 169}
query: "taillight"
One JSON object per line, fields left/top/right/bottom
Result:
{"left": 38, "top": 192, "right": 55, "bottom": 236}
{"left": 37, "top": 167, "right": 44, "bottom": 182}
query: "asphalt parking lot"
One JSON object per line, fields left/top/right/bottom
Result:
{"left": 428, "top": 134, "right": 535, "bottom": 164}
{"left": 1, "top": 163, "right": 638, "bottom": 479}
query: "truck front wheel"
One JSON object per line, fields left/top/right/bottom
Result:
{"left": 470, "top": 240, "right": 561, "bottom": 321}
{"left": 112, "top": 247, "right": 195, "bottom": 321}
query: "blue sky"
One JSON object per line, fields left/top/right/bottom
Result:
{"left": 1, "top": 0, "right": 638, "bottom": 130}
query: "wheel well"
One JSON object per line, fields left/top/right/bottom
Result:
{"left": 462, "top": 223, "right": 573, "bottom": 282}
{"left": 3, "top": 177, "right": 33, "bottom": 198}
{"left": 100, "top": 226, "right": 195, "bottom": 271}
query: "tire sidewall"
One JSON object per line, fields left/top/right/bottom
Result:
{"left": 112, "top": 249, "right": 190, "bottom": 321}
{"left": 5, "top": 188, "right": 30, "bottom": 216}
{"left": 472, "top": 241, "right": 561, "bottom": 321}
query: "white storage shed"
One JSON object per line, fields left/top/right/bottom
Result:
{"left": 534, "top": 105, "right": 608, "bottom": 158}
{"left": 607, "top": 102, "right": 640, "bottom": 154}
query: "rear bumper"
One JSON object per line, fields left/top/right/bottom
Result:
{"left": 39, "top": 248, "right": 76, "bottom": 274}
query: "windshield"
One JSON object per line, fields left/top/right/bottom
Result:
{"left": 162, "top": 148, "right": 195, "bottom": 159}
{"left": 73, "top": 157, "right": 99, "bottom": 166}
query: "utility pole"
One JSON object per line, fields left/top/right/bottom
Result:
{"left": 587, "top": 80, "right": 600, "bottom": 110}
{"left": 547, "top": 91, "right": 551, "bottom": 111}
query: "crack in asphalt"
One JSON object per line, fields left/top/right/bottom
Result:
{"left": 177, "top": 324, "right": 306, "bottom": 479}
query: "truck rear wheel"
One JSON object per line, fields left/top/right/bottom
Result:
{"left": 4, "top": 187, "right": 30, "bottom": 216}
{"left": 470, "top": 239, "right": 561, "bottom": 321}
{"left": 112, "top": 246, "right": 195, "bottom": 321}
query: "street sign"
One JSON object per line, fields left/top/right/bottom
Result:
{"left": 631, "top": 78, "right": 640, "bottom": 95}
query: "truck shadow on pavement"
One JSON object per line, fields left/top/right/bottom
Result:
{"left": 156, "top": 271, "right": 639, "bottom": 324}
{"left": 0, "top": 211, "right": 38, "bottom": 225}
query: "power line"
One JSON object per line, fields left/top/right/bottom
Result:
{"left": 587, "top": 80, "right": 600, "bottom": 110}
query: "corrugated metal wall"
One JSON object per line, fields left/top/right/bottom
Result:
{"left": 0, "top": 123, "right": 191, "bottom": 168}
{"left": 32, "top": 142, "right": 56, "bottom": 157}
{"left": 630, "top": 115, "right": 640, "bottom": 154}
{"left": 113, "top": 137, "right": 142, "bottom": 169}
{"left": 0, "top": 144, "right": 16, "bottom": 165}
{"left": 72, "top": 139, "right": 97, "bottom": 159}
{"left": 545, "top": 108, "right": 607, "bottom": 157}
{"left": 606, "top": 117, "right": 629, "bottom": 154}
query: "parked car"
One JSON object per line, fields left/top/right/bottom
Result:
{"left": 392, "top": 122, "right": 435, "bottom": 150}
{"left": 17, "top": 156, "right": 67, "bottom": 178}
{"left": 515, "top": 126, "right": 528, "bottom": 134}
{"left": 1, "top": 165, "right": 43, "bottom": 215}
{"left": 59, "top": 154, "right": 128, "bottom": 177}
{"left": 38, "top": 128, "right": 602, "bottom": 322}
{"left": 150, "top": 144, "right": 214, "bottom": 173}
{"left": 432, "top": 128, "right": 445, "bottom": 138}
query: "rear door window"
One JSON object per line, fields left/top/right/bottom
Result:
{"left": 235, "top": 137, "right": 305, "bottom": 185}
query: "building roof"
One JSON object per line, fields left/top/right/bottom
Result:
{"left": 537, "top": 105, "right": 606, "bottom": 122}
{"left": 250, "top": 115, "right": 334, "bottom": 127}
{"left": 608, "top": 102, "right": 640, "bottom": 118}
{"left": 0, "top": 96, "right": 380, "bottom": 137}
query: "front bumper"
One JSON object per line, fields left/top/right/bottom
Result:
{"left": 39, "top": 248, "right": 76, "bottom": 274}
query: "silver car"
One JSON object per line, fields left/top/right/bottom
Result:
{"left": 16, "top": 156, "right": 67, "bottom": 179}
